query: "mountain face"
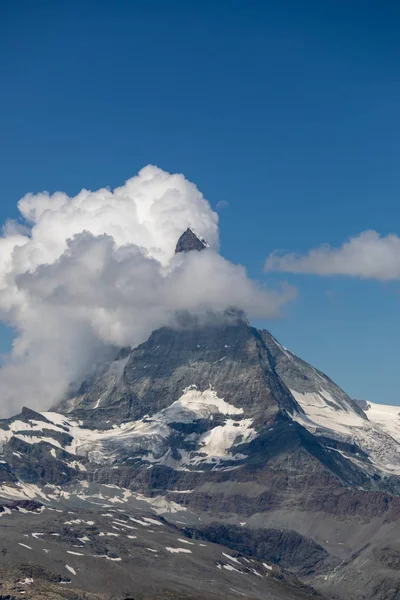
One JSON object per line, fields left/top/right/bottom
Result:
{"left": 2, "top": 233, "right": 400, "bottom": 599}
{"left": 175, "top": 227, "right": 209, "bottom": 253}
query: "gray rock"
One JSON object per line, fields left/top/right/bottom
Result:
{"left": 175, "top": 228, "right": 208, "bottom": 253}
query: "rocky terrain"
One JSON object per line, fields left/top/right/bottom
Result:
{"left": 0, "top": 487, "right": 323, "bottom": 600}
{"left": 2, "top": 230, "right": 400, "bottom": 599}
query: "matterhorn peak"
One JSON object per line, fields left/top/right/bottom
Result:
{"left": 175, "top": 227, "right": 209, "bottom": 254}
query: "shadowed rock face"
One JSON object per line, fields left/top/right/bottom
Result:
{"left": 175, "top": 228, "right": 208, "bottom": 253}
{"left": 183, "top": 523, "right": 332, "bottom": 577}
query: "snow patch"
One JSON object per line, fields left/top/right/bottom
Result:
{"left": 65, "top": 565, "right": 76, "bottom": 575}
{"left": 223, "top": 564, "right": 241, "bottom": 573}
{"left": 222, "top": 552, "right": 241, "bottom": 564}
{"left": 18, "top": 578, "right": 33, "bottom": 585}
{"left": 142, "top": 517, "right": 162, "bottom": 526}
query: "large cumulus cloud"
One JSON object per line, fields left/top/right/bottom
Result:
{"left": 0, "top": 165, "right": 294, "bottom": 416}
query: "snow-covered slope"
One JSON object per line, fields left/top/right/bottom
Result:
{"left": 76, "top": 385, "right": 257, "bottom": 469}
{"left": 359, "top": 400, "right": 400, "bottom": 443}
{"left": 0, "top": 385, "right": 258, "bottom": 491}
{"left": 258, "top": 330, "right": 400, "bottom": 478}
{"left": 290, "top": 389, "right": 400, "bottom": 476}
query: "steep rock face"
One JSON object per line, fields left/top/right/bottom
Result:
{"left": 261, "top": 330, "right": 366, "bottom": 418}
{"left": 61, "top": 317, "right": 302, "bottom": 429}
{"left": 175, "top": 227, "right": 209, "bottom": 253}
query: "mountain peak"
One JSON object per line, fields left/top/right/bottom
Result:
{"left": 175, "top": 227, "right": 209, "bottom": 254}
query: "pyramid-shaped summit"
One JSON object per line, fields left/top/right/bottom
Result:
{"left": 175, "top": 227, "right": 208, "bottom": 253}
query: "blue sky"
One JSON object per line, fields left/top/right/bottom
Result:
{"left": 2, "top": 0, "right": 400, "bottom": 404}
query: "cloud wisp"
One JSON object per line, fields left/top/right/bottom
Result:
{"left": 0, "top": 165, "right": 294, "bottom": 416}
{"left": 265, "top": 230, "right": 400, "bottom": 281}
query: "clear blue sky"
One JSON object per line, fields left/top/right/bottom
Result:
{"left": 2, "top": 0, "right": 400, "bottom": 404}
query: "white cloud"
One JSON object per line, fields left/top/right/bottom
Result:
{"left": 0, "top": 165, "right": 294, "bottom": 416}
{"left": 265, "top": 230, "right": 400, "bottom": 281}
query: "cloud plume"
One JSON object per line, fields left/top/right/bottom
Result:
{"left": 0, "top": 165, "right": 294, "bottom": 416}
{"left": 265, "top": 230, "right": 400, "bottom": 281}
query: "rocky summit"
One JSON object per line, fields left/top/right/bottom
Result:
{"left": 175, "top": 227, "right": 209, "bottom": 253}
{"left": 1, "top": 233, "right": 400, "bottom": 599}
